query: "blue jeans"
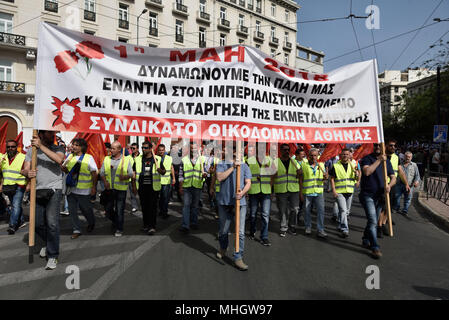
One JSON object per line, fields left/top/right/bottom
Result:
{"left": 393, "top": 184, "right": 413, "bottom": 214}
{"left": 159, "top": 184, "right": 171, "bottom": 216}
{"left": 218, "top": 204, "right": 247, "bottom": 260}
{"left": 304, "top": 193, "right": 325, "bottom": 232}
{"left": 67, "top": 193, "right": 95, "bottom": 233}
{"left": 104, "top": 190, "right": 127, "bottom": 232}
{"left": 335, "top": 193, "right": 353, "bottom": 233}
{"left": 249, "top": 193, "right": 271, "bottom": 240}
{"left": 36, "top": 189, "right": 62, "bottom": 259}
{"left": 182, "top": 187, "right": 201, "bottom": 229}
{"left": 359, "top": 191, "right": 383, "bottom": 251}
{"left": 7, "top": 186, "right": 25, "bottom": 229}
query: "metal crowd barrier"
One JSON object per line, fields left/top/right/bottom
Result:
{"left": 425, "top": 171, "right": 449, "bottom": 206}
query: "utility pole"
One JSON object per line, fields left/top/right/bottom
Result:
{"left": 436, "top": 66, "right": 441, "bottom": 124}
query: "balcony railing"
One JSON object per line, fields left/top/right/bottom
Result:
{"left": 256, "top": 7, "right": 261, "bottom": 13}
{"left": 149, "top": 28, "right": 158, "bottom": 37}
{"left": 230, "top": 0, "right": 236, "bottom": 3}
{"left": 84, "top": 10, "right": 96, "bottom": 22}
{"left": 218, "top": 18, "right": 230, "bottom": 28}
{"left": 199, "top": 11, "right": 210, "bottom": 20}
{"left": 145, "top": 0, "right": 164, "bottom": 9}
{"left": 239, "top": 0, "right": 245, "bottom": 6}
{"left": 175, "top": 3, "right": 187, "bottom": 13}
{"left": 176, "top": 34, "right": 183, "bottom": 43}
{"left": 283, "top": 41, "right": 292, "bottom": 49}
{"left": 0, "top": 32, "right": 26, "bottom": 47}
{"left": 270, "top": 37, "right": 279, "bottom": 45}
{"left": 0, "top": 81, "right": 25, "bottom": 94}
{"left": 254, "top": 31, "right": 264, "bottom": 40}
{"left": 44, "top": 0, "right": 58, "bottom": 13}
{"left": 248, "top": 4, "right": 253, "bottom": 10}
{"left": 119, "top": 19, "right": 129, "bottom": 29}
{"left": 199, "top": 40, "right": 206, "bottom": 48}
{"left": 237, "top": 25, "right": 248, "bottom": 35}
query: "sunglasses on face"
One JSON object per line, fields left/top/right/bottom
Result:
{"left": 6, "top": 146, "right": 16, "bottom": 149}
{"left": 142, "top": 147, "right": 150, "bottom": 149}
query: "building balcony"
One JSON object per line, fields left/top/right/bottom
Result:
{"left": 256, "top": 7, "right": 262, "bottom": 13}
{"left": 172, "top": 2, "right": 188, "bottom": 18}
{"left": 119, "top": 19, "right": 129, "bottom": 29}
{"left": 283, "top": 41, "right": 292, "bottom": 50}
{"left": 253, "top": 31, "right": 264, "bottom": 42}
{"left": 199, "top": 40, "right": 206, "bottom": 48}
{"left": 230, "top": 0, "right": 236, "bottom": 3}
{"left": 217, "top": 18, "right": 231, "bottom": 31}
{"left": 84, "top": 10, "right": 96, "bottom": 22}
{"left": 44, "top": 0, "right": 58, "bottom": 13}
{"left": 239, "top": 0, "right": 245, "bottom": 6}
{"left": 145, "top": 0, "right": 164, "bottom": 10}
{"left": 149, "top": 28, "right": 158, "bottom": 37}
{"left": 0, "top": 81, "right": 25, "bottom": 94}
{"left": 0, "top": 32, "right": 37, "bottom": 59}
{"left": 175, "top": 34, "right": 183, "bottom": 43}
{"left": 248, "top": 4, "right": 253, "bottom": 10}
{"left": 0, "top": 32, "right": 25, "bottom": 47}
{"left": 236, "top": 25, "right": 248, "bottom": 36}
{"left": 196, "top": 11, "right": 210, "bottom": 24}
{"left": 269, "top": 37, "right": 279, "bottom": 46}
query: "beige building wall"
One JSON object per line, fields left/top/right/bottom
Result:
{"left": 1, "top": 0, "right": 324, "bottom": 145}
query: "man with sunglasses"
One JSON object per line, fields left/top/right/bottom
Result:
{"left": 128, "top": 143, "right": 140, "bottom": 213}
{"left": 1, "top": 140, "right": 27, "bottom": 235}
{"left": 359, "top": 143, "right": 396, "bottom": 259}
{"left": 274, "top": 144, "right": 301, "bottom": 237}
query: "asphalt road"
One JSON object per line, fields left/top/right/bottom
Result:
{"left": 0, "top": 189, "right": 448, "bottom": 300}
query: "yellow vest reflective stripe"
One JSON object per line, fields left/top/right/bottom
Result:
{"left": 160, "top": 155, "right": 172, "bottom": 185}
{"left": 182, "top": 156, "right": 205, "bottom": 189}
{"left": 301, "top": 162, "right": 325, "bottom": 194}
{"left": 103, "top": 155, "right": 131, "bottom": 191}
{"left": 1, "top": 153, "right": 26, "bottom": 186}
{"left": 387, "top": 154, "right": 399, "bottom": 184}
{"left": 134, "top": 155, "right": 161, "bottom": 191}
{"left": 274, "top": 158, "right": 300, "bottom": 193}
{"left": 333, "top": 161, "right": 356, "bottom": 194}
{"left": 213, "top": 158, "right": 221, "bottom": 192}
{"left": 66, "top": 153, "right": 93, "bottom": 190}
{"left": 246, "top": 156, "right": 272, "bottom": 194}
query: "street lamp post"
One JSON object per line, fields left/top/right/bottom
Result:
{"left": 137, "top": 9, "right": 148, "bottom": 47}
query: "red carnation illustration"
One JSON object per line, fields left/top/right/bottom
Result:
{"left": 53, "top": 41, "right": 104, "bottom": 79}
{"left": 51, "top": 97, "right": 82, "bottom": 129}
{"left": 75, "top": 41, "right": 104, "bottom": 59}
{"left": 54, "top": 50, "right": 79, "bottom": 73}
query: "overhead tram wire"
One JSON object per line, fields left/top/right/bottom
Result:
{"left": 370, "top": 0, "right": 380, "bottom": 67}
{"left": 388, "top": 0, "right": 443, "bottom": 70}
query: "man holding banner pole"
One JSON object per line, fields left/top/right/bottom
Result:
{"left": 359, "top": 143, "right": 396, "bottom": 259}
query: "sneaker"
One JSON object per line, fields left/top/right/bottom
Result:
{"left": 141, "top": 227, "right": 149, "bottom": 233}
{"left": 45, "top": 258, "right": 58, "bottom": 270}
{"left": 148, "top": 228, "right": 156, "bottom": 235}
{"left": 248, "top": 233, "right": 255, "bottom": 240}
{"left": 39, "top": 247, "right": 47, "bottom": 258}
{"left": 87, "top": 224, "right": 95, "bottom": 233}
{"left": 377, "top": 226, "right": 383, "bottom": 238}
{"left": 114, "top": 231, "right": 123, "bottom": 237}
{"left": 317, "top": 230, "right": 328, "bottom": 238}
{"left": 288, "top": 227, "right": 297, "bottom": 236}
{"left": 371, "top": 249, "right": 382, "bottom": 259}
{"left": 71, "top": 232, "right": 81, "bottom": 239}
{"left": 382, "top": 225, "right": 389, "bottom": 236}
{"left": 341, "top": 231, "right": 349, "bottom": 238}
{"left": 400, "top": 211, "right": 408, "bottom": 216}
{"left": 216, "top": 248, "right": 227, "bottom": 259}
{"left": 132, "top": 208, "right": 137, "bottom": 213}
{"left": 60, "top": 210, "right": 69, "bottom": 216}
{"left": 261, "top": 239, "right": 271, "bottom": 246}
{"left": 7, "top": 227, "right": 15, "bottom": 235}
{"left": 234, "top": 258, "right": 249, "bottom": 271}
{"left": 305, "top": 227, "right": 312, "bottom": 235}
{"left": 279, "top": 231, "right": 286, "bottom": 237}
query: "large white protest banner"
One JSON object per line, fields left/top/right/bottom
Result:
{"left": 34, "top": 23, "right": 384, "bottom": 143}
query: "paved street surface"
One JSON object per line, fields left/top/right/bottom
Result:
{"left": 0, "top": 190, "right": 448, "bottom": 300}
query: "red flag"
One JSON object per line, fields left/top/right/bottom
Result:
{"left": 0, "top": 121, "right": 8, "bottom": 154}
{"left": 289, "top": 143, "right": 297, "bottom": 157}
{"left": 14, "top": 131, "right": 25, "bottom": 154}
{"left": 353, "top": 143, "right": 374, "bottom": 162}
{"left": 318, "top": 143, "right": 344, "bottom": 163}
{"left": 104, "top": 134, "right": 111, "bottom": 144}
{"left": 85, "top": 133, "right": 107, "bottom": 168}
{"left": 301, "top": 143, "right": 312, "bottom": 156}
{"left": 117, "top": 135, "right": 127, "bottom": 147}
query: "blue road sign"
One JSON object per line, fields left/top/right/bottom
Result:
{"left": 433, "top": 125, "right": 448, "bottom": 143}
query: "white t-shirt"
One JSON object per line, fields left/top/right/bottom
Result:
{"left": 432, "top": 152, "right": 440, "bottom": 164}
{"left": 67, "top": 155, "right": 98, "bottom": 195}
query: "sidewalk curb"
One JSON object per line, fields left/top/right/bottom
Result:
{"left": 415, "top": 191, "right": 449, "bottom": 234}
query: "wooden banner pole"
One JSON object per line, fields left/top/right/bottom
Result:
{"left": 28, "top": 129, "right": 38, "bottom": 263}
{"left": 235, "top": 140, "right": 241, "bottom": 253}
{"left": 381, "top": 142, "right": 393, "bottom": 237}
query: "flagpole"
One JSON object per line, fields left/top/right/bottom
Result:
{"left": 28, "top": 129, "right": 38, "bottom": 263}
{"left": 235, "top": 140, "right": 241, "bottom": 253}
{"left": 381, "top": 142, "right": 393, "bottom": 237}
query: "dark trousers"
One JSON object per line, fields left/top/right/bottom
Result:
{"left": 159, "top": 184, "right": 171, "bottom": 217}
{"left": 36, "top": 189, "right": 62, "bottom": 259}
{"left": 139, "top": 184, "right": 159, "bottom": 229}
{"left": 104, "top": 190, "right": 127, "bottom": 232}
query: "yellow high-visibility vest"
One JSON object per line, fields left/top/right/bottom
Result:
{"left": 246, "top": 156, "right": 272, "bottom": 194}
{"left": 160, "top": 155, "right": 173, "bottom": 185}
{"left": 333, "top": 160, "right": 356, "bottom": 194}
{"left": 103, "top": 155, "right": 131, "bottom": 191}
{"left": 66, "top": 153, "right": 94, "bottom": 190}
{"left": 182, "top": 156, "right": 205, "bottom": 189}
{"left": 274, "top": 158, "right": 300, "bottom": 193}
{"left": 134, "top": 155, "right": 161, "bottom": 191}
{"left": 301, "top": 162, "right": 325, "bottom": 195}
{"left": 1, "top": 153, "right": 26, "bottom": 186}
